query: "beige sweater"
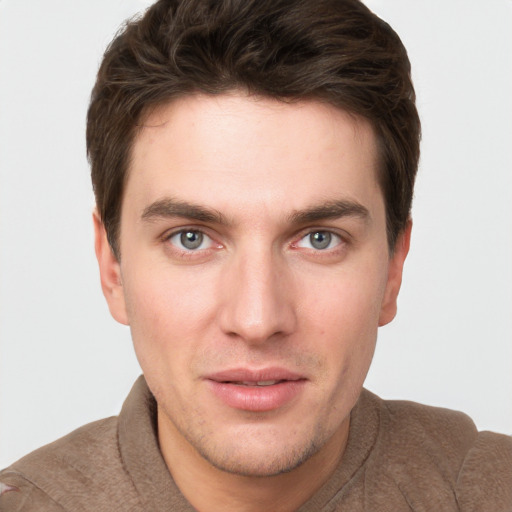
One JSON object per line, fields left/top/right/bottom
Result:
{"left": 1, "top": 376, "right": 511, "bottom": 511}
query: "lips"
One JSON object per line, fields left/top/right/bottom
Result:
{"left": 205, "top": 368, "right": 306, "bottom": 412}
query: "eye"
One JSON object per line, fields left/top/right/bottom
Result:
{"left": 168, "top": 230, "right": 213, "bottom": 251}
{"left": 296, "top": 231, "right": 342, "bottom": 250}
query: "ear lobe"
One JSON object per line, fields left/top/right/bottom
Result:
{"left": 378, "top": 220, "right": 412, "bottom": 327}
{"left": 93, "top": 210, "right": 129, "bottom": 325}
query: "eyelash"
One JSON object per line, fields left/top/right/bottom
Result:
{"left": 294, "top": 230, "right": 343, "bottom": 250}
{"left": 162, "top": 228, "right": 222, "bottom": 259}
{"left": 290, "top": 229, "right": 349, "bottom": 260}
{"left": 162, "top": 226, "right": 348, "bottom": 259}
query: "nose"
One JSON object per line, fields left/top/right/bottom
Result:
{"left": 218, "top": 246, "right": 297, "bottom": 345}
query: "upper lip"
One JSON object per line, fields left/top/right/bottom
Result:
{"left": 205, "top": 367, "right": 305, "bottom": 384}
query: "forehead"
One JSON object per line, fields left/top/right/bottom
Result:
{"left": 125, "top": 93, "right": 383, "bottom": 223}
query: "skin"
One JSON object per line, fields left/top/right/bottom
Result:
{"left": 94, "top": 93, "right": 410, "bottom": 512}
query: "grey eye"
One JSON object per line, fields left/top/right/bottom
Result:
{"left": 296, "top": 230, "right": 342, "bottom": 251}
{"left": 180, "top": 230, "right": 204, "bottom": 250}
{"left": 167, "top": 229, "right": 216, "bottom": 253}
{"left": 309, "top": 231, "right": 332, "bottom": 250}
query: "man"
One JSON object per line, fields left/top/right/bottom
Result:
{"left": 1, "top": 0, "right": 510, "bottom": 510}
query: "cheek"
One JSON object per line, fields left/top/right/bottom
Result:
{"left": 121, "top": 267, "right": 218, "bottom": 372}
{"left": 304, "top": 262, "right": 387, "bottom": 336}
{"left": 302, "top": 262, "right": 387, "bottom": 384}
{"left": 313, "top": 282, "right": 381, "bottom": 420}
{"left": 124, "top": 261, "right": 216, "bottom": 326}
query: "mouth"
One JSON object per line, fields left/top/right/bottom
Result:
{"left": 223, "top": 379, "right": 289, "bottom": 387}
{"left": 205, "top": 369, "right": 307, "bottom": 412}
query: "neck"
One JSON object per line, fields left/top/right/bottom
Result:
{"left": 157, "top": 407, "right": 349, "bottom": 512}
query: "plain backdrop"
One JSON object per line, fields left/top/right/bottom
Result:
{"left": 1, "top": 0, "right": 511, "bottom": 468}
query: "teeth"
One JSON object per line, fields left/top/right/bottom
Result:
{"left": 234, "top": 380, "right": 280, "bottom": 386}
{"left": 256, "top": 380, "right": 279, "bottom": 386}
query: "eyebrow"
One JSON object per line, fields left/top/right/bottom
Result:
{"left": 141, "top": 197, "right": 370, "bottom": 226}
{"left": 141, "top": 198, "right": 227, "bottom": 224}
{"left": 288, "top": 199, "right": 370, "bottom": 225}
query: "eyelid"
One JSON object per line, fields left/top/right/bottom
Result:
{"left": 294, "top": 229, "right": 344, "bottom": 253}
{"left": 169, "top": 230, "right": 212, "bottom": 251}
{"left": 291, "top": 226, "right": 350, "bottom": 246}
{"left": 162, "top": 224, "right": 210, "bottom": 240}
{"left": 297, "top": 231, "right": 342, "bottom": 249}
{"left": 162, "top": 226, "right": 223, "bottom": 252}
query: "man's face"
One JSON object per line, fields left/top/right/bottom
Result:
{"left": 96, "top": 93, "right": 408, "bottom": 477}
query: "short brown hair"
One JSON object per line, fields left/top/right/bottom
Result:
{"left": 87, "top": 0, "right": 420, "bottom": 258}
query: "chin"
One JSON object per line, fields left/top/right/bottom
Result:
{"left": 187, "top": 423, "right": 328, "bottom": 478}
{"left": 199, "top": 441, "right": 322, "bottom": 478}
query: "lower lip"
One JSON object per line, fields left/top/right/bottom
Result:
{"left": 207, "top": 380, "right": 306, "bottom": 412}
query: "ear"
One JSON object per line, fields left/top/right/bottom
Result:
{"left": 378, "top": 220, "right": 412, "bottom": 327}
{"left": 93, "top": 210, "right": 129, "bottom": 325}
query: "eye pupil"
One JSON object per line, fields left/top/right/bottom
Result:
{"left": 310, "top": 231, "right": 331, "bottom": 250}
{"left": 180, "top": 231, "right": 203, "bottom": 249}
